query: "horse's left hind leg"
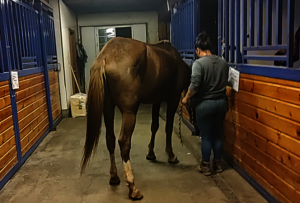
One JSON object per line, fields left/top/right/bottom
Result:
{"left": 146, "top": 102, "right": 161, "bottom": 161}
{"left": 165, "top": 97, "right": 180, "bottom": 164}
{"left": 118, "top": 110, "right": 143, "bottom": 200}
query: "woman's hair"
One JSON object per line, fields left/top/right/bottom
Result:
{"left": 195, "top": 32, "right": 211, "bottom": 51}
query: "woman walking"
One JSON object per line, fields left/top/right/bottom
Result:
{"left": 182, "top": 32, "right": 229, "bottom": 176}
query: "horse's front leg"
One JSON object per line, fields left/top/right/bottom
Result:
{"left": 118, "top": 110, "right": 143, "bottom": 200}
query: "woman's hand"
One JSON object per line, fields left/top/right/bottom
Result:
{"left": 182, "top": 96, "right": 190, "bottom": 106}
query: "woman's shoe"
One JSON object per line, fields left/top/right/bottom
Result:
{"left": 213, "top": 159, "right": 223, "bottom": 173}
{"left": 197, "top": 161, "right": 212, "bottom": 176}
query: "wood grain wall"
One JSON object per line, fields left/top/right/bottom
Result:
{"left": 0, "top": 80, "right": 18, "bottom": 181}
{"left": 224, "top": 73, "right": 300, "bottom": 203}
{"left": 49, "top": 70, "right": 61, "bottom": 123}
{"left": 15, "top": 73, "right": 49, "bottom": 156}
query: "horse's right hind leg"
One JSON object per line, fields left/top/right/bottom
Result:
{"left": 146, "top": 103, "right": 161, "bottom": 161}
{"left": 104, "top": 94, "right": 120, "bottom": 185}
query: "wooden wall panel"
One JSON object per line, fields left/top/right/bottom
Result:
{"left": 48, "top": 70, "right": 61, "bottom": 122}
{"left": 225, "top": 73, "right": 300, "bottom": 203}
{"left": 0, "top": 81, "right": 17, "bottom": 182}
{"left": 15, "top": 74, "right": 49, "bottom": 156}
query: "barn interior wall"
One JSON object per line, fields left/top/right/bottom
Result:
{"left": 50, "top": 0, "right": 78, "bottom": 111}
{"left": 77, "top": 11, "right": 159, "bottom": 43}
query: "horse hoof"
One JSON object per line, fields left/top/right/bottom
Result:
{"left": 146, "top": 154, "right": 156, "bottom": 161}
{"left": 109, "top": 176, "right": 121, "bottom": 186}
{"left": 129, "top": 189, "right": 143, "bottom": 201}
{"left": 168, "top": 156, "right": 179, "bottom": 164}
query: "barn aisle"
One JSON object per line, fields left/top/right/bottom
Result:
{"left": 0, "top": 105, "right": 266, "bottom": 203}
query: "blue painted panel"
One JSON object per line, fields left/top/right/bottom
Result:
{"left": 0, "top": 73, "right": 9, "bottom": 82}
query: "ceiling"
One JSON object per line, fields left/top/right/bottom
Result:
{"left": 62, "top": 0, "right": 169, "bottom": 17}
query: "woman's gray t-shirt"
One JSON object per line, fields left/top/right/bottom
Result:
{"left": 188, "top": 55, "right": 229, "bottom": 102}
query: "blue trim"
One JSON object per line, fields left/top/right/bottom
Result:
{"left": 21, "top": 128, "right": 50, "bottom": 164}
{"left": 47, "top": 64, "right": 58, "bottom": 70}
{"left": 53, "top": 115, "right": 62, "bottom": 128}
{"left": 222, "top": 151, "right": 280, "bottom": 203}
{"left": 243, "top": 45, "right": 286, "bottom": 51}
{"left": 0, "top": 72, "right": 9, "bottom": 81}
{"left": 17, "top": 66, "right": 44, "bottom": 77}
{"left": 10, "top": 0, "right": 38, "bottom": 14}
{"left": 0, "top": 161, "right": 19, "bottom": 190}
{"left": 235, "top": 64, "right": 300, "bottom": 82}
{"left": 8, "top": 72, "right": 22, "bottom": 164}
{"left": 243, "top": 55, "right": 286, "bottom": 61}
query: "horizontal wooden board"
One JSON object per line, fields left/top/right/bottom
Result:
{"left": 0, "top": 81, "right": 9, "bottom": 86}
{"left": 233, "top": 90, "right": 300, "bottom": 123}
{"left": 0, "top": 126, "right": 15, "bottom": 146}
{"left": 0, "top": 95, "right": 11, "bottom": 110}
{"left": 0, "top": 136, "right": 16, "bottom": 158}
{"left": 18, "top": 96, "right": 47, "bottom": 121}
{"left": 224, "top": 119, "right": 268, "bottom": 152}
{"left": 17, "top": 89, "right": 46, "bottom": 111}
{"left": 224, "top": 127, "right": 300, "bottom": 190}
{"left": 229, "top": 99, "right": 300, "bottom": 140}
{"left": 267, "top": 142, "right": 300, "bottom": 175}
{"left": 18, "top": 73, "right": 43, "bottom": 81}
{"left": 18, "top": 102, "right": 48, "bottom": 131}
{"left": 0, "top": 146, "right": 17, "bottom": 171}
{"left": 277, "top": 133, "right": 300, "bottom": 157}
{"left": 0, "top": 85, "right": 10, "bottom": 98}
{"left": 22, "top": 122, "right": 49, "bottom": 156}
{"left": 0, "top": 116, "right": 13, "bottom": 134}
{"left": 224, "top": 137, "right": 300, "bottom": 203}
{"left": 15, "top": 82, "right": 45, "bottom": 102}
{"left": 21, "top": 115, "right": 49, "bottom": 150}
{"left": 16, "top": 75, "right": 45, "bottom": 92}
{"left": 0, "top": 105, "right": 12, "bottom": 122}
{"left": 0, "top": 156, "right": 17, "bottom": 181}
{"left": 239, "top": 78, "right": 300, "bottom": 106}
{"left": 226, "top": 109, "right": 279, "bottom": 144}
{"left": 20, "top": 109, "right": 48, "bottom": 140}
{"left": 241, "top": 73, "right": 300, "bottom": 88}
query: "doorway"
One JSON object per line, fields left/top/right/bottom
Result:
{"left": 68, "top": 29, "right": 79, "bottom": 94}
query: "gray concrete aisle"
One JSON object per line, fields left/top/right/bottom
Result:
{"left": 0, "top": 105, "right": 267, "bottom": 203}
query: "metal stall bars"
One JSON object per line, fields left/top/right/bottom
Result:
{"left": 171, "top": 0, "right": 199, "bottom": 66}
{"left": 35, "top": 0, "right": 62, "bottom": 129}
{"left": 219, "top": 0, "right": 296, "bottom": 68}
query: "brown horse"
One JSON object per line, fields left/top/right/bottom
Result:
{"left": 274, "top": 26, "right": 300, "bottom": 66}
{"left": 80, "top": 37, "right": 191, "bottom": 200}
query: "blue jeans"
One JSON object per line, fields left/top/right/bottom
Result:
{"left": 195, "top": 98, "right": 229, "bottom": 162}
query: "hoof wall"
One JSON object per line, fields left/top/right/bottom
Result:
{"left": 168, "top": 156, "right": 179, "bottom": 164}
{"left": 109, "top": 176, "right": 121, "bottom": 186}
{"left": 146, "top": 154, "right": 156, "bottom": 161}
{"left": 129, "top": 189, "right": 143, "bottom": 201}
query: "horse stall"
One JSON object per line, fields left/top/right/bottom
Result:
{"left": 0, "top": 0, "right": 62, "bottom": 190}
{"left": 172, "top": 0, "right": 300, "bottom": 202}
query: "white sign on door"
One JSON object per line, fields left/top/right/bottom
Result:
{"left": 11, "top": 71, "right": 19, "bottom": 90}
{"left": 228, "top": 67, "right": 240, "bottom": 92}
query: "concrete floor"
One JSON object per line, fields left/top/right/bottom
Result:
{"left": 0, "top": 104, "right": 267, "bottom": 203}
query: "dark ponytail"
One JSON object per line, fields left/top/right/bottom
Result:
{"left": 195, "top": 31, "right": 211, "bottom": 51}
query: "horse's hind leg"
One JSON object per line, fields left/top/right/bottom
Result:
{"left": 118, "top": 108, "right": 143, "bottom": 200}
{"left": 165, "top": 96, "right": 181, "bottom": 163}
{"left": 104, "top": 94, "right": 120, "bottom": 185}
{"left": 146, "top": 102, "right": 161, "bottom": 161}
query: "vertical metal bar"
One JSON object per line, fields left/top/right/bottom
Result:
{"left": 276, "top": 0, "right": 283, "bottom": 45}
{"left": 257, "top": 0, "right": 263, "bottom": 46}
{"left": 18, "top": 4, "right": 25, "bottom": 59}
{"left": 7, "top": 1, "right": 17, "bottom": 70}
{"left": 218, "top": 0, "right": 223, "bottom": 57}
{"left": 22, "top": 7, "right": 28, "bottom": 57}
{"left": 37, "top": 2, "right": 54, "bottom": 130}
{"left": 0, "top": 0, "right": 22, "bottom": 164}
{"left": 266, "top": 0, "right": 272, "bottom": 45}
{"left": 230, "top": 0, "right": 235, "bottom": 63}
{"left": 31, "top": 11, "right": 38, "bottom": 68}
{"left": 37, "top": 13, "right": 43, "bottom": 67}
{"left": 12, "top": 2, "right": 22, "bottom": 70}
{"left": 241, "top": 0, "right": 247, "bottom": 63}
{"left": 225, "top": 0, "right": 229, "bottom": 61}
{"left": 236, "top": 0, "right": 240, "bottom": 63}
{"left": 250, "top": 0, "right": 255, "bottom": 46}
{"left": 287, "top": 0, "right": 295, "bottom": 67}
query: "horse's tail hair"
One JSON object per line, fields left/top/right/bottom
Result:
{"left": 80, "top": 59, "right": 106, "bottom": 175}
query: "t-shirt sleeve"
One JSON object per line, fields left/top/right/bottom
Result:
{"left": 188, "top": 61, "right": 202, "bottom": 93}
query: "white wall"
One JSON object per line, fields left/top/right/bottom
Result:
{"left": 78, "top": 11, "right": 159, "bottom": 43}
{"left": 50, "top": 0, "right": 77, "bottom": 110}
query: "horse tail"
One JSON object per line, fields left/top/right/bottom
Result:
{"left": 80, "top": 59, "right": 106, "bottom": 175}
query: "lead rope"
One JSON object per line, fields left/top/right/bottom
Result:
{"left": 179, "top": 97, "right": 183, "bottom": 146}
